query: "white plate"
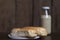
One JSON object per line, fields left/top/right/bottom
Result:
{"left": 8, "top": 34, "right": 40, "bottom": 39}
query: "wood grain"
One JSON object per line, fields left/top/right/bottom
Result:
{"left": 15, "top": 0, "right": 32, "bottom": 27}
{"left": 0, "top": 0, "right": 15, "bottom": 33}
{"left": 52, "top": 0, "right": 60, "bottom": 34}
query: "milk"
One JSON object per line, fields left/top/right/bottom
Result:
{"left": 41, "top": 15, "right": 51, "bottom": 34}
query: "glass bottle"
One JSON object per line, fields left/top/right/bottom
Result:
{"left": 41, "top": 6, "right": 51, "bottom": 34}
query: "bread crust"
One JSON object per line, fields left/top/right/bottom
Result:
{"left": 23, "top": 26, "right": 48, "bottom": 36}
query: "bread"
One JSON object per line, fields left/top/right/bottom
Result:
{"left": 11, "top": 28, "right": 37, "bottom": 37}
{"left": 11, "top": 26, "right": 48, "bottom": 37}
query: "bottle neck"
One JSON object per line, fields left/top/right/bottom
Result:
{"left": 45, "top": 10, "right": 48, "bottom": 18}
{"left": 41, "top": 9, "right": 51, "bottom": 18}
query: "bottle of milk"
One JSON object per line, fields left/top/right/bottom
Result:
{"left": 41, "top": 6, "right": 51, "bottom": 34}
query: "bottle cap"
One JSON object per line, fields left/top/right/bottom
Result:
{"left": 42, "top": 6, "right": 50, "bottom": 10}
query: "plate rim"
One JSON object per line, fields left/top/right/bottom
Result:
{"left": 8, "top": 34, "right": 40, "bottom": 39}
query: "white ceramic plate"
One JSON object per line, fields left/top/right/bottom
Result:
{"left": 8, "top": 34, "right": 40, "bottom": 39}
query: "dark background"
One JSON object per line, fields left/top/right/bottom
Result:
{"left": 0, "top": 0, "right": 59, "bottom": 35}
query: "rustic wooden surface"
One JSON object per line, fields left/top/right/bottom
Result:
{"left": 0, "top": 0, "right": 15, "bottom": 33}
{"left": 15, "top": 0, "right": 33, "bottom": 27}
{"left": 52, "top": 0, "right": 60, "bottom": 33}
{"left": 0, "top": 0, "right": 59, "bottom": 34}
